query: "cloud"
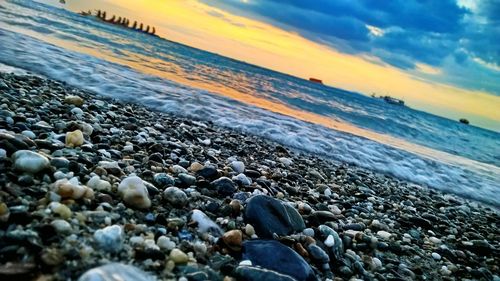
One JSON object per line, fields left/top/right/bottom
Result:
{"left": 202, "top": 0, "right": 499, "bottom": 94}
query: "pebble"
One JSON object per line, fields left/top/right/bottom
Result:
{"left": 78, "top": 263, "right": 155, "bottom": 281}
{"left": 93, "top": 225, "right": 124, "bottom": 253}
{"left": 64, "top": 95, "right": 84, "bottom": 106}
{"left": 118, "top": 176, "right": 151, "bottom": 209}
{"left": 54, "top": 177, "right": 94, "bottom": 200}
{"left": 211, "top": 177, "right": 237, "bottom": 197}
{"left": 86, "top": 175, "right": 112, "bottom": 192}
{"left": 51, "top": 219, "right": 72, "bottom": 234}
{"left": 232, "top": 173, "right": 252, "bottom": 186}
{"left": 222, "top": 230, "right": 243, "bottom": 251}
{"left": 12, "top": 150, "right": 50, "bottom": 173}
{"left": 65, "top": 129, "right": 84, "bottom": 147}
{"left": 376, "top": 230, "right": 393, "bottom": 240}
{"left": 163, "top": 186, "right": 188, "bottom": 207}
{"left": 324, "top": 235, "right": 335, "bottom": 247}
{"left": 169, "top": 248, "right": 189, "bottom": 264}
{"left": 303, "top": 228, "right": 315, "bottom": 237}
{"left": 230, "top": 161, "right": 245, "bottom": 173}
{"left": 432, "top": 252, "right": 441, "bottom": 260}
{"left": 49, "top": 202, "right": 72, "bottom": 219}
{"left": 245, "top": 224, "right": 256, "bottom": 236}
{"left": 191, "top": 209, "right": 222, "bottom": 236}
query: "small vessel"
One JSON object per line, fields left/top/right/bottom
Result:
{"left": 459, "top": 118, "right": 470, "bottom": 125}
{"left": 309, "top": 78, "right": 323, "bottom": 84}
{"left": 381, "top": 96, "right": 405, "bottom": 106}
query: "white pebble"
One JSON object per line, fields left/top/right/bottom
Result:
{"left": 324, "top": 235, "right": 335, "bottom": 247}
{"left": 432, "top": 252, "right": 441, "bottom": 260}
{"left": 93, "top": 225, "right": 124, "bottom": 253}
{"left": 191, "top": 209, "right": 222, "bottom": 237}
{"left": 118, "top": 176, "right": 151, "bottom": 209}
{"left": 377, "top": 230, "right": 393, "bottom": 240}
{"left": 303, "top": 228, "right": 315, "bottom": 237}
{"left": 51, "top": 219, "right": 72, "bottom": 234}
{"left": 230, "top": 161, "right": 245, "bottom": 173}
{"left": 87, "top": 175, "right": 111, "bottom": 192}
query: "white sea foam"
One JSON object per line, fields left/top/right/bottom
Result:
{"left": 0, "top": 28, "right": 499, "bottom": 206}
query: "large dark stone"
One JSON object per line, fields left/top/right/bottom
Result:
{"left": 234, "top": 266, "right": 296, "bottom": 281}
{"left": 211, "top": 177, "right": 237, "bottom": 197}
{"left": 242, "top": 240, "right": 317, "bottom": 281}
{"left": 197, "top": 164, "right": 219, "bottom": 180}
{"left": 244, "top": 195, "right": 305, "bottom": 238}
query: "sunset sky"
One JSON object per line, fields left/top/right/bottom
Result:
{"left": 49, "top": 0, "right": 499, "bottom": 130}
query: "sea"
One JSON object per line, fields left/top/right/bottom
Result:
{"left": 1, "top": 0, "right": 499, "bottom": 207}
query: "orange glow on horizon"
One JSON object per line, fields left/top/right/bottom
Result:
{"left": 45, "top": 0, "right": 500, "bottom": 130}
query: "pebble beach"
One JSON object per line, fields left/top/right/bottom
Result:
{"left": 0, "top": 72, "right": 498, "bottom": 280}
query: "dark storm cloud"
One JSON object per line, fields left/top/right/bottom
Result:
{"left": 202, "top": 0, "right": 500, "bottom": 93}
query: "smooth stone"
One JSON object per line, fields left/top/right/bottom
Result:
{"left": 12, "top": 150, "right": 50, "bottom": 173}
{"left": 93, "top": 225, "right": 124, "bottom": 253}
{"left": 303, "top": 228, "right": 315, "bottom": 237}
{"left": 153, "top": 173, "right": 175, "bottom": 187}
{"left": 197, "top": 164, "right": 218, "bottom": 179}
{"left": 86, "top": 175, "right": 111, "bottom": 192}
{"left": 71, "top": 107, "right": 84, "bottom": 116}
{"left": 232, "top": 173, "right": 252, "bottom": 186}
{"left": 51, "top": 219, "right": 72, "bottom": 234}
{"left": 64, "top": 95, "right": 84, "bottom": 106}
{"left": 157, "top": 236, "right": 176, "bottom": 251}
{"left": 50, "top": 157, "right": 70, "bottom": 169}
{"left": 169, "top": 248, "right": 189, "bottom": 264}
{"left": 324, "top": 235, "right": 335, "bottom": 247}
{"left": 278, "top": 157, "right": 293, "bottom": 167}
{"left": 118, "top": 176, "right": 151, "bottom": 209}
{"left": 21, "top": 130, "right": 36, "bottom": 139}
{"left": 191, "top": 209, "right": 223, "bottom": 237}
{"left": 307, "top": 244, "right": 330, "bottom": 264}
{"left": 78, "top": 263, "right": 155, "bottom": 281}
{"left": 222, "top": 230, "right": 243, "bottom": 251}
{"left": 0, "top": 148, "right": 6, "bottom": 158}
{"left": 230, "top": 161, "right": 245, "bottom": 173}
{"left": 65, "top": 130, "right": 84, "bottom": 147}
{"left": 432, "top": 252, "right": 442, "bottom": 260}
{"left": 211, "top": 177, "right": 237, "bottom": 197}
{"left": 54, "top": 177, "right": 94, "bottom": 200}
{"left": 242, "top": 240, "right": 317, "bottom": 281}
{"left": 235, "top": 266, "right": 296, "bottom": 281}
{"left": 244, "top": 195, "right": 305, "bottom": 238}
{"left": 245, "top": 224, "right": 256, "bottom": 236}
{"left": 377, "top": 230, "right": 393, "bottom": 240}
{"left": 163, "top": 186, "right": 188, "bottom": 207}
{"left": 178, "top": 173, "right": 196, "bottom": 186}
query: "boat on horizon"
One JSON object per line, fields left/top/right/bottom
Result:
{"left": 309, "top": 77, "right": 323, "bottom": 84}
{"left": 377, "top": 95, "right": 405, "bottom": 106}
{"left": 459, "top": 118, "right": 470, "bottom": 125}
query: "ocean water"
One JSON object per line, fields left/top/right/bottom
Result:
{"left": 1, "top": 0, "right": 499, "bottom": 206}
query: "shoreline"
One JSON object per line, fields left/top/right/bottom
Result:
{"left": 0, "top": 72, "right": 498, "bottom": 280}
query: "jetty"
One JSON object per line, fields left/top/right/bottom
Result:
{"left": 80, "top": 10, "right": 157, "bottom": 36}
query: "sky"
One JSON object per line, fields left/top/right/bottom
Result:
{"left": 53, "top": 0, "right": 499, "bottom": 130}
